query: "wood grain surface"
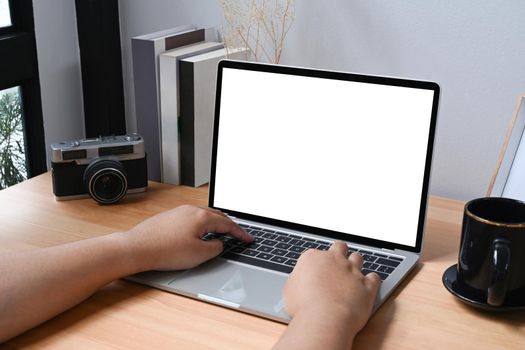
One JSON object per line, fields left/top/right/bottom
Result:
{"left": 1, "top": 173, "right": 523, "bottom": 349}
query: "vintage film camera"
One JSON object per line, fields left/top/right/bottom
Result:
{"left": 51, "top": 134, "right": 148, "bottom": 204}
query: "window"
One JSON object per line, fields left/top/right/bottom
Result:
{"left": 0, "top": 0, "right": 46, "bottom": 189}
{"left": 0, "top": 86, "right": 27, "bottom": 188}
{"left": 0, "top": 0, "right": 12, "bottom": 28}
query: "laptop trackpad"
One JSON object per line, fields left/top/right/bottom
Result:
{"left": 168, "top": 258, "right": 290, "bottom": 321}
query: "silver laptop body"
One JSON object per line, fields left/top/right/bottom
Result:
{"left": 128, "top": 60, "right": 440, "bottom": 323}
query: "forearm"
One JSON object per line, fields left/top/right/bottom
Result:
{"left": 0, "top": 205, "right": 249, "bottom": 343}
{"left": 0, "top": 232, "right": 145, "bottom": 342}
{"left": 273, "top": 307, "right": 358, "bottom": 350}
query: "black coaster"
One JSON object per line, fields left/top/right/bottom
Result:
{"left": 442, "top": 264, "right": 525, "bottom": 312}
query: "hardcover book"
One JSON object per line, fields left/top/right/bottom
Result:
{"left": 131, "top": 26, "right": 217, "bottom": 180}
{"left": 159, "top": 41, "right": 224, "bottom": 185}
{"left": 179, "top": 48, "right": 248, "bottom": 187}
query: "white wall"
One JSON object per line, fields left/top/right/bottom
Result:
{"left": 34, "top": 0, "right": 525, "bottom": 201}
{"left": 33, "top": 0, "right": 85, "bottom": 163}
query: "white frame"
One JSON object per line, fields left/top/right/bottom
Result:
{"left": 487, "top": 94, "right": 525, "bottom": 199}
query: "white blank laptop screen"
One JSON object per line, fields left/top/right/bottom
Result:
{"left": 213, "top": 67, "right": 435, "bottom": 247}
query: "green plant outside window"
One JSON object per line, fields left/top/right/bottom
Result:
{"left": 0, "top": 87, "right": 27, "bottom": 189}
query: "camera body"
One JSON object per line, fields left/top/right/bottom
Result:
{"left": 51, "top": 134, "right": 148, "bottom": 204}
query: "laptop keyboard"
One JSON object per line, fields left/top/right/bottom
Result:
{"left": 204, "top": 224, "right": 404, "bottom": 281}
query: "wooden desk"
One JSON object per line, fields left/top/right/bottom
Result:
{"left": 1, "top": 173, "right": 523, "bottom": 349}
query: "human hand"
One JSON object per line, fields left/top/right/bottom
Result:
{"left": 283, "top": 241, "right": 381, "bottom": 336}
{"left": 0, "top": 205, "right": 250, "bottom": 343}
{"left": 121, "top": 205, "right": 253, "bottom": 271}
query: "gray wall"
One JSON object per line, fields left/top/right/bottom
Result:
{"left": 33, "top": 0, "right": 85, "bottom": 163}
{"left": 35, "top": 0, "right": 525, "bottom": 201}
{"left": 119, "top": 0, "right": 222, "bottom": 134}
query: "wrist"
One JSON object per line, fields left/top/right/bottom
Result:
{"left": 111, "top": 230, "right": 155, "bottom": 274}
{"left": 294, "top": 301, "right": 355, "bottom": 320}
{"left": 293, "top": 304, "right": 359, "bottom": 340}
{"left": 279, "top": 304, "right": 359, "bottom": 350}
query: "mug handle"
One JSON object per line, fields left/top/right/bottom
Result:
{"left": 487, "top": 239, "right": 510, "bottom": 306}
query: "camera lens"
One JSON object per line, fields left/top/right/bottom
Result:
{"left": 84, "top": 159, "right": 128, "bottom": 204}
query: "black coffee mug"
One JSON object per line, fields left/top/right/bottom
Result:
{"left": 458, "top": 197, "right": 525, "bottom": 306}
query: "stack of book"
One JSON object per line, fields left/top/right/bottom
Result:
{"left": 132, "top": 26, "right": 247, "bottom": 187}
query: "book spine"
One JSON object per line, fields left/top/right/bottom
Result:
{"left": 132, "top": 39, "right": 161, "bottom": 181}
{"left": 159, "top": 43, "right": 225, "bottom": 185}
{"left": 179, "top": 60, "right": 196, "bottom": 186}
{"left": 159, "top": 55, "right": 180, "bottom": 185}
{"left": 132, "top": 27, "right": 214, "bottom": 182}
{"left": 192, "top": 56, "right": 223, "bottom": 188}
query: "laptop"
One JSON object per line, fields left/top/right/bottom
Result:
{"left": 128, "top": 60, "right": 440, "bottom": 323}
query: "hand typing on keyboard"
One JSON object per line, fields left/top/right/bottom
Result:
{"left": 125, "top": 205, "right": 253, "bottom": 271}
{"left": 208, "top": 225, "right": 400, "bottom": 281}
{"left": 273, "top": 241, "right": 381, "bottom": 350}
{"left": 0, "top": 205, "right": 255, "bottom": 343}
{"left": 1, "top": 205, "right": 376, "bottom": 349}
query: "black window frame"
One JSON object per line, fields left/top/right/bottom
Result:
{"left": 0, "top": 0, "right": 47, "bottom": 179}
{"left": 0, "top": 0, "right": 16, "bottom": 35}
{"left": 75, "top": 0, "right": 126, "bottom": 137}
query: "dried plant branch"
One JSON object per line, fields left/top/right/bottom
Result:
{"left": 219, "top": 0, "right": 295, "bottom": 64}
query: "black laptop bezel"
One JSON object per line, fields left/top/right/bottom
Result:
{"left": 209, "top": 59, "right": 439, "bottom": 254}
